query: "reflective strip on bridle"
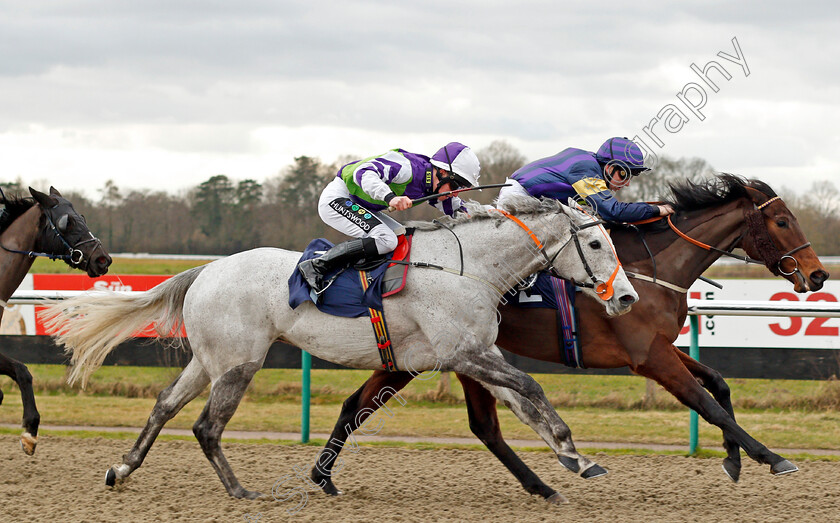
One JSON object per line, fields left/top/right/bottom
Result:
{"left": 755, "top": 196, "right": 811, "bottom": 277}
{"left": 756, "top": 196, "right": 781, "bottom": 210}
{"left": 490, "top": 208, "right": 621, "bottom": 301}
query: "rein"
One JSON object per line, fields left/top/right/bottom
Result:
{"left": 625, "top": 195, "right": 811, "bottom": 290}
{"left": 490, "top": 208, "right": 621, "bottom": 301}
{"left": 386, "top": 259, "right": 506, "bottom": 296}
{"left": 666, "top": 215, "right": 764, "bottom": 265}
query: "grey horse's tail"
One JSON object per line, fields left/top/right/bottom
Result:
{"left": 41, "top": 265, "right": 207, "bottom": 387}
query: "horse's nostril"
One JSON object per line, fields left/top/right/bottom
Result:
{"left": 619, "top": 294, "right": 637, "bottom": 306}
{"left": 810, "top": 270, "right": 828, "bottom": 287}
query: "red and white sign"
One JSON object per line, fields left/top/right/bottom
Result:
{"left": 9, "top": 274, "right": 840, "bottom": 349}
{"left": 32, "top": 274, "right": 174, "bottom": 336}
{"left": 675, "top": 280, "right": 840, "bottom": 349}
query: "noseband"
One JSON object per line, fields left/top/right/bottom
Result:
{"left": 0, "top": 203, "right": 103, "bottom": 269}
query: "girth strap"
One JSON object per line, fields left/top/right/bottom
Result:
{"left": 625, "top": 271, "right": 689, "bottom": 293}
{"left": 359, "top": 270, "right": 398, "bottom": 371}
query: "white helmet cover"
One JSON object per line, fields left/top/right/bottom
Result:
{"left": 430, "top": 142, "right": 481, "bottom": 187}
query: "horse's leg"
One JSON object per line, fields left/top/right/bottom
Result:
{"left": 449, "top": 345, "right": 597, "bottom": 488}
{"left": 635, "top": 334, "right": 797, "bottom": 475}
{"left": 192, "top": 360, "right": 264, "bottom": 499}
{"left": 0, "top": 351, "right": 39, "bottom": 455}
{"left": 311, "top": 370, "right": 415, "bottom": 495}
{"left": 106, "top": 358, "right": 209, "bottom": 486}
{"left": 673, "top": 348, "right": 743, "bottom": 482}
{"left": 466, "top": 372, "right": 605, "bottom": 480}
{"left": 457, "top": 373, "right": 564, "bottom": 503}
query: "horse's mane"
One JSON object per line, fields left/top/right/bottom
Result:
{"left": 609, "top": 173, "right": 777, "bottom": 236}
{"left": 406, "top": 196, "right": 566, "bottom": 231}
{"left": 663, "top": 173, "right": 776, "bottom": 213}
{"left": 0, "top": 194, "right": 36, "bottom": 233}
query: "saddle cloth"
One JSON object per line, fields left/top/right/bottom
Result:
{"left": 504, "top": 272, "right": 584, "bottom": 368}
{"left": 288, "top": 232, "right": 413, "bottom": 318}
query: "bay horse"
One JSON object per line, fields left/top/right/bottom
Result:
{"left": 0, "top": 187, "right": 111, "bottom": 454}
{"left": 310, "top": 174, "right": 829, "bottom": 503}
{"left": 43, "top": 198, "right": 639, "bottom": 500}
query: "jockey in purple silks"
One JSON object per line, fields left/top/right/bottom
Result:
{"left": 498, "top": 137, "right": 674, "bottom": 222}
{"left": 298, "top": 142, "right": 481, "bottom": 293}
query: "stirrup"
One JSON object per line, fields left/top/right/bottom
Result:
{"left": 314, "top": 273, "right": 341, "bottom": 295}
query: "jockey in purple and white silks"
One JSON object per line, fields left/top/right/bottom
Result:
{"left": 298, "top": 142, "right": 481, "bottom": 293}
{"left": 497, "top": 137, "right": 673, "bottom": 222}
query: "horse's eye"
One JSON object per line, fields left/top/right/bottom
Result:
{"left": 589, "top": 240, "right": 601, "bottom": 250}
{"left": 776, "top": 219, "right": 788, "bottom": 228}
{"left": 57, "top": 214, "right": 69, "bottom": 232}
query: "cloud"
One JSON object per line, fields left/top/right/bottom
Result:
{"left": 0, "top": 1, "right": 836, "bottom": 197}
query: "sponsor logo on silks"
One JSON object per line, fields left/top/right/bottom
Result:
{"left": 329, "top": 199, "right": 376, "bottom": 232}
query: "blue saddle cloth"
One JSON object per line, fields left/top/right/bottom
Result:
{"left": 288, "top": 239, "right": 393, "bottom": 318}
{"left": 504, "top": 272, "right": 584, "bottom": 368}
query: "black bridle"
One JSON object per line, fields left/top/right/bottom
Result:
{"left": 544, "top": 218, "right": 613, "bottom": 293}
{"left": 0, "top": 197, "right": 103, "bottom": 269}
{"left": 399, "top": 208, "right": 622, "bottom": 299}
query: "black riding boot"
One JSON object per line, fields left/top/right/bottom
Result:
{"left": 298, "top": 237, "right": 379, "bottom": 294}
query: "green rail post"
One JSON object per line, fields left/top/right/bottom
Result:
{"left": 301, "top": 350, "right": 311, "bottom": 443}
{"left": 689, "top": 315, "right": 700, "bottom": 455}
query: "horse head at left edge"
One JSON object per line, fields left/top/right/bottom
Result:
{"left": 0, "top": 186, "right": 111, "bottom": 456}
{"left": 26, "top": 186, "right": 112, "bottom": 277}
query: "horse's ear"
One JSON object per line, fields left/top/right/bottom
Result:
{"left": 744, "top": 186, "right": 770, "bottom": 206}
{"left": 566, "top": 198, "right": 584, "bottom": 212}
{"left": 29, "top": 187, "right": 59, "bottom": 208}
{"left": 49, "top": 186, "right": 62, "bottom": 197}
{"left": 565, "top": 198, "right": 594, "bottom": 224}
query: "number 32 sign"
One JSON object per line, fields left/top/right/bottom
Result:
{"left": 768, "top": 292, "right": 838, "bottom": 336}
{"left": 676, "top": 280, "right": 840, "bottom": 349}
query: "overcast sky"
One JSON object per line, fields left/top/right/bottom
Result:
{"left": 1, "top": 1, "right": 837, "bottom": 199}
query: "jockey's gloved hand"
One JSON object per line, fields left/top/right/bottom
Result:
{"left": 387, "top": 195, "right": 413, "bottom": 211}
{"left": 657, "top": 204, "right": 675, "bottom": 216}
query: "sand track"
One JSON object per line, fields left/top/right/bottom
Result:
{"left": 1, "top": 434, "right": 837, "bottom": 522}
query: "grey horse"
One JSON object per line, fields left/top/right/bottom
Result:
{"left": 44, "top": 197, "right": 638, "bottom": 500}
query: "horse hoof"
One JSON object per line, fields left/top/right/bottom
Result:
{"left": 581, "top": 464, "right": 608, "bottom": 479}
{"left": 235, "top": 489, "right": 266, "bottom": 500}
{"left": 722, "top": 459, "right": 741, "bottom": 483}
{"left": 322, "top": 484, "right": 343, "bottom": 496}
{"left": 20, "top": 433, "right": 37, "bottom": 456}
{"left": 558, "top": 456, "right": 580, "bottom": 473}
{"left": 546, "top": 492, "right": 569, "bottom": 505}
{"left": 771, "top": 460, "right": 798, "bottom": 476}
{"left": 105, "top": 468, "right": 117, "bottom": 487}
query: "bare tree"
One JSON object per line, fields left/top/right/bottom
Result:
{"left": 805, "top": 180, "right": 840, "bottom": 218}
{"left": 618, "top": 156, "right": 715, "bottom": 202}
{"left": 474, "top": 140, "right": 528, "bottom": 204}
{"left": 98, "top": 180, "right": 122, "bottom": 250}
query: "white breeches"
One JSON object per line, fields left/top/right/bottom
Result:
{"left": 496, "top": 177, "right": 531, "bottom": 207}
{"left": 318, "top": 178, "right": 405, "bottom": 254}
